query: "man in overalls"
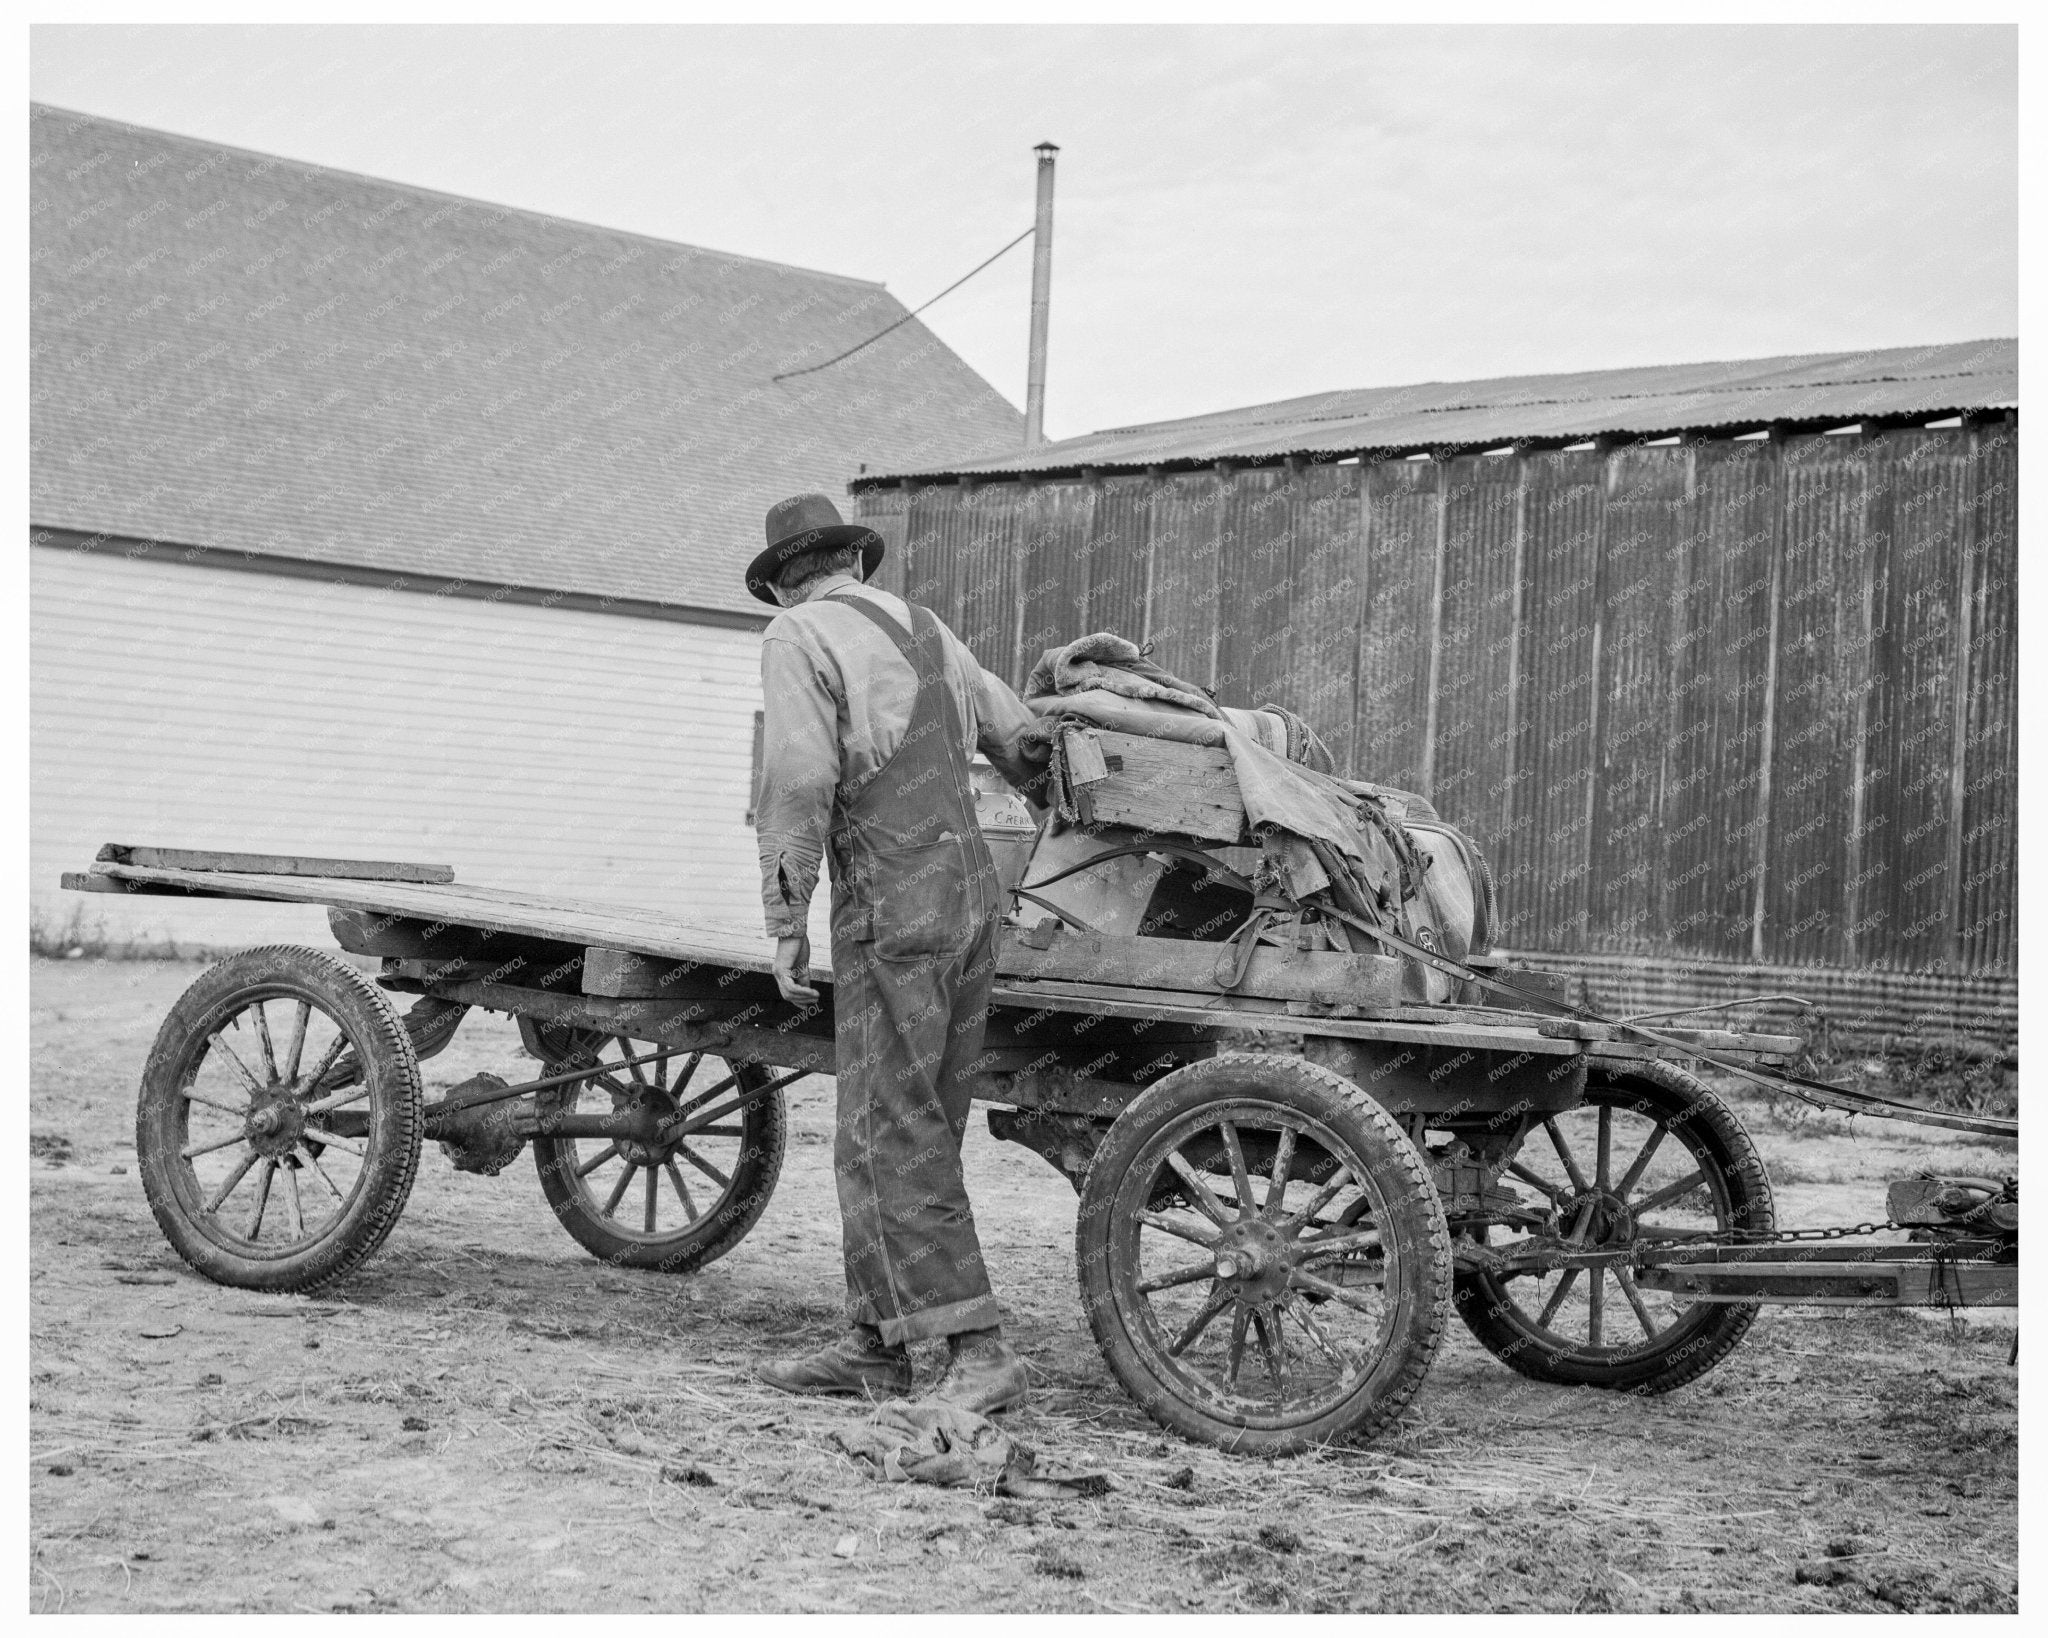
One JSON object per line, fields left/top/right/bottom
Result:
{"left": 746, "top": 493, "right": 1044, "bottom": 1414}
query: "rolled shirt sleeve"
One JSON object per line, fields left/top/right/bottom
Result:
{"left": 756, "top": 634, "right": 842, "bottom": 939}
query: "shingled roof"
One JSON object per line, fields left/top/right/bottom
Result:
{"left": 863, "top": 338, "right": 2016, "bottom": 483}
{"left": 31, "top": 102, "right": 1022, "bottom": 617}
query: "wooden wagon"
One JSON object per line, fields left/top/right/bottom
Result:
{"left": 65, "top": 741, "right": 2014, "bottom": 1453}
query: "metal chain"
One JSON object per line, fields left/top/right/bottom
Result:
{"left": 1718, "top": 1219, "right": 1901, "bottom": 1244}
{"left": 1491, "top": 1217, "right": 1907, "bottom": 1255}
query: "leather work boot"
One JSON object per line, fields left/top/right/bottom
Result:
{"left": 757, "top": 1327, "right": 912, "bottom": 1399}
{"left": 921, "top": 1331, "right": 1029, "bottom": 1416}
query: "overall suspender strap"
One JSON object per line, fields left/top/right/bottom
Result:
{"left": 824, "top": 594, "right": 976, "bottom": 777}
{"left": 827, "top": 592, "right": 939, "bottom": 684}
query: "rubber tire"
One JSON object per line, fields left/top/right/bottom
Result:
{"left": 136, "top": 946, "right": 424, "bottom": 1292}
{"left": 530, "top": 1042, "right": 788, "bottom": 1273}
{"left": 1452, "top": 1059, "right": 1774, "bottom": 1394}
{"left": 1077, "top": 1051, "right": 1452, "bottom": 1455}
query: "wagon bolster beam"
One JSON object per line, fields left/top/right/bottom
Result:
{"left": 1472, "top": 1237, "right": 2019, "bottom": 1307}
{"left": 1631, "top": 1249, "right": 2017, "bottom": 1307}
{"left": 390, "top": 976, "right": 838, "bottom": 1075}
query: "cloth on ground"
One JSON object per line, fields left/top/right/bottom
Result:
{"left": 831, "top": 1402, "right": 1115, "bottom": 1500}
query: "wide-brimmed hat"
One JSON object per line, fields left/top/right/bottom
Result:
{"left": 745, "top": 492, "right": 884, "bottom": 604}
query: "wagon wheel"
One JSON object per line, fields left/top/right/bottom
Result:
{"left": 1077, "top": 1053, "right": 1451, "bottom": 1455}
{"left": 527, "top": 1027, "right": 787, "bottom": 1272}
{"left": 1453, "top": 1059, "right": 1775, "bottom": 1393}
{"left": 135, "top": 946, "right": 424, "bottom": 1292}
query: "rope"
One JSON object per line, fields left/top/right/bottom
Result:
{"left": 771, "top": 225, "right": 1035, "bottom": 382}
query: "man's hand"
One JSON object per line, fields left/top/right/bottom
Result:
{"left": 773, "top": 933, "right": 819, "bottom": 1005}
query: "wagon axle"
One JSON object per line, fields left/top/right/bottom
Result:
{"left": 425, "top": 1063, "right": 804, "bottom": 1156}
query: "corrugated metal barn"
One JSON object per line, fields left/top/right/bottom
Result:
{"left": 856, "top": 341, "right": 2018, "bottom": 1052}
{"left": 31, "top": 103, "right": 1020, "bottom": 951}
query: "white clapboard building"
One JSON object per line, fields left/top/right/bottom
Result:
{"left": 31, "top": 103, "right": 1021, "bottom": 950}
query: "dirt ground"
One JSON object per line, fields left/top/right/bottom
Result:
{"left": 29, "top": 954, "right": 2018, "bottom": 1613}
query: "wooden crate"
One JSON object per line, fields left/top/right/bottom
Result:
{"left": 1061, "top": 726, "right": 1247, "bottom": 845}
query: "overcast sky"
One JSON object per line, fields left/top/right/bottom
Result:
{"left": 31, "top": 24, "right": 2016, "bottom": 442}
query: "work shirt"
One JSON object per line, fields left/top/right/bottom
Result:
{"left": 755, "top": 575, "right": 1042, "bottom": 939}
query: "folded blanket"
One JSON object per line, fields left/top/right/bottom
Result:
{"left": 1020, "top": 636, "right": 1333, "bottom": 773}
{"left": 1024, "top": 633, "right": 1218, "bottom": 716}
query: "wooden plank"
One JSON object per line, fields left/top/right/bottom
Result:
{"left": 1508, "top": 451, "right": 1603, "bottom": 952}
{"left": 386, "top": 958, "right": 505, "bottom": 985}
{"left": 331, "top": 909, "right": 459, "bottom": 958}
{"left": 1141, "top": 470, "right": 1224, "bottom": 692}
{"left": 1861, "top": 431, "right": 1965, "bottom": 970}
{"left": 416, "top": 978, "right": 838, "bottom": 1075}
{"left": 902, "top": 482, "right": 962, "bottom": 623}
{"left": 328, "top": 910, "right": 587, "bottom": 972}
{"left": 1282, "top": 464, "right": 1365, "bottom": 770}
{"left": 990, "top": 976, "right": 1588, "bottom": 1054}
{"left": 1635, "top": 1257, "right": 2016, "bottom": 1307}
{"left": 1428, "top": 455, "right": 1521, "bottom": 835}
{"left": 1383, "top": 1000, "right": 1798, "bottom": 1055}
{"left": 1760, "top": 437, "right": 1866, "bottom": 965}
{"left": 1356, "top": 459, "right": 1439, "bottom": 793}
{"left": 1063, "top": 728, "right": 1110, "bottom": 785}
{"left": 583, "top": 945, "right": 794, "bottom": 997}
{"left": 61, "top": 870, "right": 247, "bottom": 899}
{"left": 96, "top": 843, "right": 454, "bottom": 883}
{"left": 854, "top": 485, "right": 911, "bottom": 599}
{"left": 997, "top": 928, "right": 1405, "bottom": 1009}
{"left": 1616, "top": 1024, "right": 1803, "bottom": 1054}
{"left": 1588, "top": 449, "right": 1683, "bottom": 954}
{"left": 1083, "top": 476, "right": 1153, "bottom": 642}
{"left": 1957, "top": 422, "right": 2016, "bottom": 973}
{"left": 1069, "top": 728, "right": 1246, "bottom": 844}
{"left": 1213, "top": 467, "right": 1290, "bottom": 706}
{"left": 1680, "top": 444, "right": 1778, "bottom": 961}
{"left": 73, "top": 863, "right": 784, "bottom": 976}
{"left": 65, "top": 870, "right": 163, "bottom": 895}
{"left": 979, "top": 1067, "right": 1142, "bottom": 1119}
{"left": 953, "top": 485, "right": 1025, "bottom": 686}
{"left": 1418, "top": 457, "right": 1449, "bottom": 797}
{"left": 1016, "top": 481, "right": 1096, "bottom": 677}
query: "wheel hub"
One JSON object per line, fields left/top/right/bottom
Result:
{"left": 616, "top": 1091, "right": 678, "bottom": 1167}
{"left": 1213, "top": 1218, "right": 1294, "bottom": 1301}
{"left": 1559, "top": 1188, "right": 1637, "bottom": 1247}
{"left": 245, "top": 1098, "right": 305, "bottom": 1159}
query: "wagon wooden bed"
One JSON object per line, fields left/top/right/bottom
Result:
{"left": 66, "top": 833, "right": 2016, "bottom": 1455}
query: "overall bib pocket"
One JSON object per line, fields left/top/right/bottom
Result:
{"left": 862, "top": 836, "right": 977, "bottom": 962}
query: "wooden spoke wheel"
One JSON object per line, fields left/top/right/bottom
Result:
{"left": 528, "top": 1029, "right": 787, "bottom": 1272}
{"left": 136, "top": 946, "right": 424, "bottom": 1292}
{"left": 1453, "top": 1059, "right": 1775, "bottom": 1393}
{"left": 1077, "top": 1053, "right": 1451, "bottom": 1455}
